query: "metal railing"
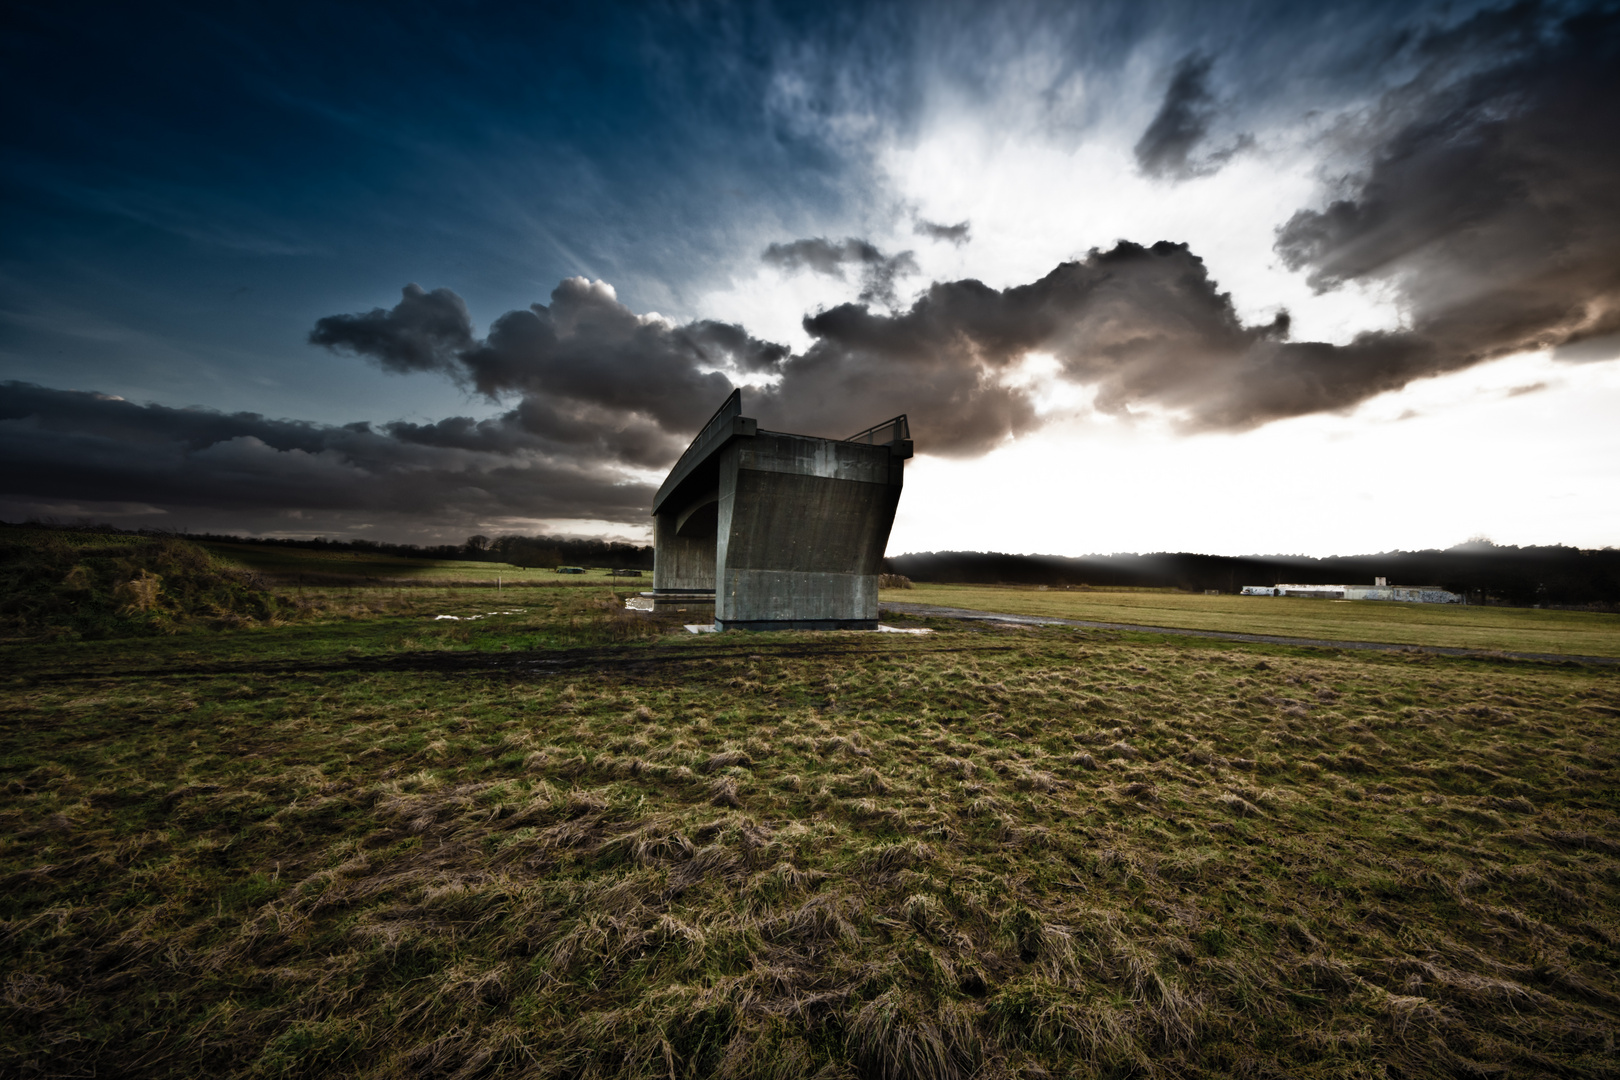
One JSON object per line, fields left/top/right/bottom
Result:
{"left": 844, "top": 414, "right": 909, "bottom": 445}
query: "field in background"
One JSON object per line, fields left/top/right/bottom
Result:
{"left": 885, "top": 583, "right": 1620, "bottom": 658}
{"left": 202, "top": 541, "right": 642, "bottom": 584}
{"left": 198, "top": 540, "right": 1620, "bottom": 656}
{"left": 190, "top": 541, "right": 1620, "bottom": 658}
{"left": 3, "top": 583, "right": 1618, "bottom": 1078}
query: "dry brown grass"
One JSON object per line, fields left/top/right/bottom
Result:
{"left": 1, "top": 597, "right": 1617, "bottom": 1077}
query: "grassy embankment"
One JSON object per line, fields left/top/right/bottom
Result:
{"left": 3, "top": 571, "right": 1619, "bottom": 1078}
{"left": 0, "top": 529, "right": 305, "bottom": 641}
{"left": 886, "top": 583, "right": 1620, "bottom": 659}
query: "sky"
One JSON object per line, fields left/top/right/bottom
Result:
{"left": 3, "top": 0, "right": 1617, "bottom": 556}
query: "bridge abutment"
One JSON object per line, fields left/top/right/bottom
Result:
{"left": 649, "top": 392, "right": 909, "bottom": 631}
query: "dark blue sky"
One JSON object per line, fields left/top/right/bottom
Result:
{"left": 4, "top": 0, "right": 1617, "bottom": 547}
{"left": 4, "top": 3, "right": 858, "bottom": 420}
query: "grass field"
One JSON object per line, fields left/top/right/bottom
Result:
{"left": 3, "top": 583, "right": 1619, "bottom": 1078}
{"left": 201, "top": 541, "right": 644, "bottom": 584}
{"left": 885, "top": 583, "right": 1620, "bottom": 659}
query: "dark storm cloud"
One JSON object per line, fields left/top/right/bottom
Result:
{"left": 0, "top": 382, "right": 655, "bottom": 531}
{"left": 316, "top": 274, "right": 1025, "bottom": 457}
{"left": 314, "top": 272, "right": 1039, "bottom": 457}
{"left": 1134, "top": 54, "right": 1216, "bottom": 178}
{"left": 304, "top": 275, "right": 790, "bottom": 470}
{"left": 762, "top": 237, "right": 920, "bottom": 307}
{"left": 913, "top": 219, "right": 971, "bottom": 245}
{"left": 461, "top": 278, "right": 788, "bottom": 416}
{"left": 1134, "top": 53, "right": 1253, "bottom": 181}
{"left": 1275, "top": 2, "right": 1620, "bottom": 378}
{"left": 750, "top": 237, "right": 1449, "bottom": 441}
{"left": 309, "top": 242, "right": 1415, "bottom": 461}
{"left": 309, "top": 274, "right": 788, "bottom": 455}
{"left": 1552, "top": 334, "right": 1620, "bottom": 365}
{"left": 384, "top": 401, "right": 681, "bottom": 471}
{"left": 308, "top": 284, "right": 475, "bottom": 375}
{"left": 757, "top": 240, "right": 1396, "bottom": 442}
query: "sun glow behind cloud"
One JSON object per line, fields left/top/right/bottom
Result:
{"left": 889, "top": 349, "right": 1620, "bottom": 557}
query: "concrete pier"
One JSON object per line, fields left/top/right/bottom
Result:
{"left": 648, "top": 391, "right": 911, "bottom": 630}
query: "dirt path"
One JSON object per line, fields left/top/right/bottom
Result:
{"left": 16, "top": 640, "right": 1015, "bottom": 686}
{"left": 880, "top": 601, "right": 1620, "bottom": 667}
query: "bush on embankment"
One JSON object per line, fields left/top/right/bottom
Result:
{"left": 0, "top": 528, "right": 303, "bottom": 640}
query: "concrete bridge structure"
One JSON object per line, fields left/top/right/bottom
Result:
{"left": 646, "top": 391, "right": 912, "bottom": 630}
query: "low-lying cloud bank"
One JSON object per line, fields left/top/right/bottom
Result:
{"left": 0, "top": 381, "right": 655, "bottom": 539}
{"left": 3, "top": 2, "right": 1615, "bottom": 540}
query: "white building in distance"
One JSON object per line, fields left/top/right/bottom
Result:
{"left": 1239, "top": 581, "right": 1463, "bottom": 603}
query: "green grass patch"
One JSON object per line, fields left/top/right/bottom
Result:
{"left": 890, "top": 581, "right": 1620, "bottom": 657}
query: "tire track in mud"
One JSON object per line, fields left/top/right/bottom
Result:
{"left": 15, "top": 640, "right": 1020, "bottom": 685}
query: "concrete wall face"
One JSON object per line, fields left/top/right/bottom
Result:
{"left": 712, "top": 433, "right": 900, "bottom": 629}
{"left": 651, "top": 512, "right": 715, "bottom": 591}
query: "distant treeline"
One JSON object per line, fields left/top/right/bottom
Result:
{"left": 14, "top": 521, "right": 1616, "bottom": 607}
{"left": 7, "top": 521, "right": 654, "bottom": 570}
{"left": 884, "top": 543, "right": 1620, "bottom": 609}
{"left": 490, "top": 535, "right": 654, "bottom": 570}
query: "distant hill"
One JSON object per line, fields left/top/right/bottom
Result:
{"left": 884, "top": 544, "right": 1620, "bottom": 609}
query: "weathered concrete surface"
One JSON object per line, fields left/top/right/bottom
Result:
{"left": 651, "top": 511, "right": 715, "bottom": 592}
{"left": 645, "top": 394, "right": 736, "bottom": 611}
{"left": 651, "top": 392, "right": 909, "bottom": 631}
{"left": 715, "top": 432, "right": 901, "bottom": 629}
